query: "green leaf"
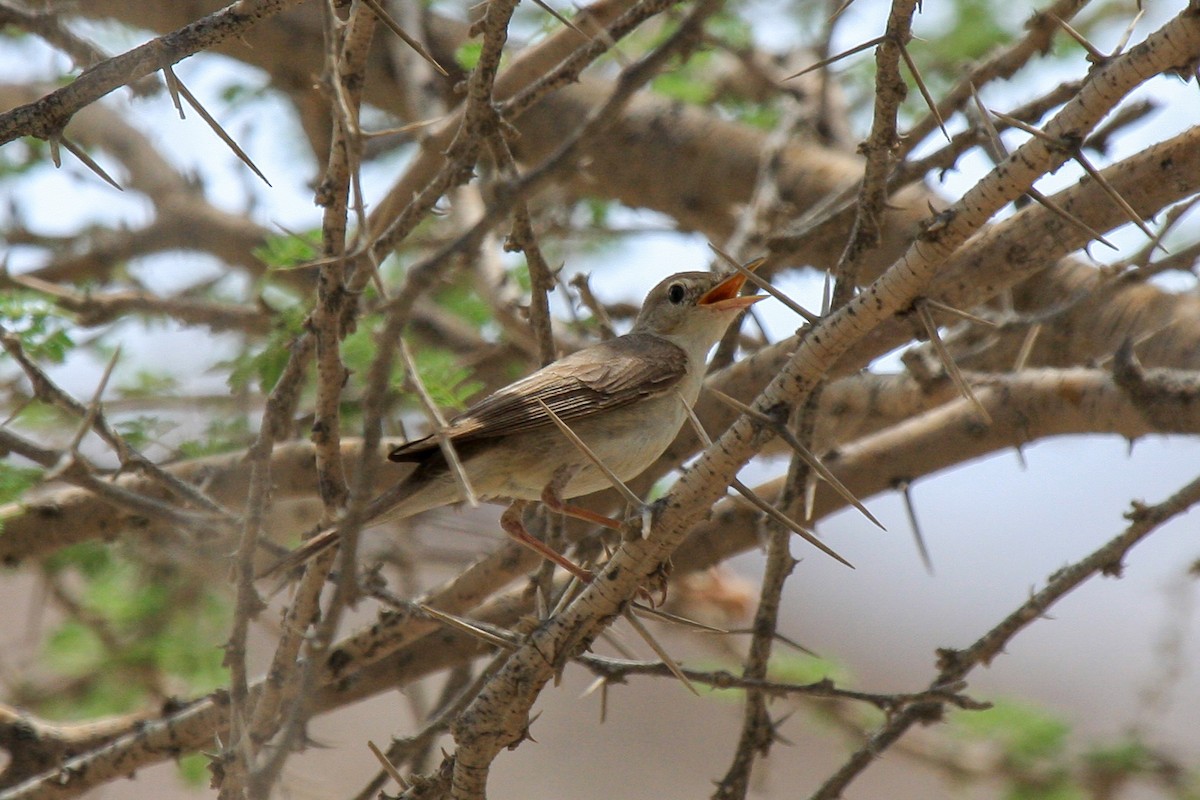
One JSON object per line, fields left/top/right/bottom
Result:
{"left": 705, "top": 9, "right": 753, "bottom": 49}
{"left": 434, "top": 284, "right": 492, "bottom": 328}
{"left": 176, "top": 416, "right": 254, "bottom": 459}
{"left": 253, "top": 230, "right": 320, "bottom": 270}
{"left": 37, "top": 546, "right": 232, "bottom": 719}
{"left": 652, "top": 69, "right": 714, "bottom": 105}
{"left": 719, "top": 100, "right": 781, "bottom": 131}
{"left": 45, "top": 621, "right": 104, "bottom": 677}
{"left": 695, "top": 652, "right": 850, "bottom": 702}
{"left": 40, "top": 671, "right": 147, "bottom": 720}
{"left": 10, "top": 399, "right": 70, "bottom": 431}
{"left": 0, "top": 137, "right": 49, "bottom": 178}
{"left": 0, "top": 291, "right": 76, "bottom": 363}
{"left": 221, "top": 303, "right": 305, "bottom": 394}
{"left": 583, "top": 198, "right": 612, "bottom": 228}
{"left": 117, "top": 370, "right": 180, "bottom": 399}
{"left": 455, "top": 41, "right": 483, "bottom": 70}
{"left": 412, "top": 348, "right": 484, "bottom": 411}
{"left": 114, "top": 415, "right": 176, "bottom": 451}
{"left": 153, "top": 604, "right": 228, "bottom": 692}
{"left": 341, "top": 321, "right": 382, "bottom": 378}
{"left": 953, "top": 700, "right": 1071, "bottom": 762}
{"left": 44, "top": 541, "right": 113, "bottom": 579}
{"left": 177, "top": 753, "right": 211, "bottom": 788}
{"left": 0, "top": 463, "right": 42, "bottom": 506}
{"left": 1002, "top": 784, "right": 1083, "bottom": 800}
{"left": 929, "top": 0, "right": 1012, "bottom": 63}
{"left": 769, "top": 652, "right": 849, "bottom": 686}
{"left": 1083, "top": 738, "right": 1154, "bottom": 779}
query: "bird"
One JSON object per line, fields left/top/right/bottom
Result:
{"left": 264, "top": 267, "right": 765, "bottom": 579}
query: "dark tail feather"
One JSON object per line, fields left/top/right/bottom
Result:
{"left": 256, "top": 475, "right": 424, "bottom": 579}
{"left": 257, "top": 524, "right": 340, "bottom": 578}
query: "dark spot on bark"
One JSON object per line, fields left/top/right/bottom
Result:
{"left": 327, "top": 647, "right": 351, "bottom": 674}
{"left": 1006, "top": 243, "right": 1030, "bottom": 266}
{"left": 161, "top": 696, "right": 190, "bottom": 716}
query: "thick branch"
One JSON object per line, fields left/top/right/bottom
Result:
{"left": 0, "top": 0, "right": 308, "bottom": 145}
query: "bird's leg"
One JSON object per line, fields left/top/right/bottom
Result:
{"left": 539, "top": 467, "right": 623, "bottom": 531}
{"left": 500, "top": 500, "right": 594, "bottom": 583}
{"left": 539, "top": 468, "right": 669, "bottom": 605}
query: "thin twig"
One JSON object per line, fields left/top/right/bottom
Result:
{"left": 398, "top": 339, "right": 480, "bottom": 507}
{"left": 897, "top": 479, "right": 933, "bottom": 574}
{"left": 621, "top": 608, "right": 698, "bottom": 695}
{"left": 916, "top": 301, "right": 992, "bottom": 425}
{"left": 708, "top": 245, "right": 819, "bottom": 323}
{"left": 897, "top": 39, "right": 947, "bottom": 141}
{"left": 677, "top": 393, "right": 854, "bottom": 568}
{"left": 809, "top": 471, "right": 1200, "bottom": 799}
{"left": 358, "top": 0, "right": 449, "bottom": 76}
{"left": 535, "top": 399, "right": 645, "bottom": 510}
{"left": 166, "top": 66, "right": 271, "bottom": 185}
{"left": 55, "top": 135, "right": 123, "bottom": 190}
{"left": 784, "top": 35, "right": 885, "bottom": 80}
{"left": 706, "top": 387, "right": 883, "bottom": 530}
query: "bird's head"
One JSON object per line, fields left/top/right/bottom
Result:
{"left": 633, "top": 264, "right": 766, "bottom": 352}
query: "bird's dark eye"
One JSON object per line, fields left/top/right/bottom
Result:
{"left": 667, "top": 283, "right": 686, "bottom": 304}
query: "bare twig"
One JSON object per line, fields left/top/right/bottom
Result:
{"left": 0, "top": 0, "right": 308, "bottom": 146}
{"left": 915, "top": 301, "right": 992, "bottom": 425}
{"left": 399, "top": 338, "right": 479, "bottom": 507}
{"left": 809, "top": 471, "right": 1200, "bottom": 799}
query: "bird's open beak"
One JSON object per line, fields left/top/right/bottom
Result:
{"left": 698, "top": 258, "right": 767, "bottom": 311}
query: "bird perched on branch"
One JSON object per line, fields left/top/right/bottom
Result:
{"left": 265, "top": 266, "right": 764, "bottom": 579}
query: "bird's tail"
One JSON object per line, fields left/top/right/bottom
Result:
{"left": 257, "top": 475, "right": 433, "bottom": 579}
{"left": 257, "top": 523, "right": 341, "bottom": 578}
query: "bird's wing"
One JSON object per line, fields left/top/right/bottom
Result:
{"left": 388, "top": 334, "right": 688, "bottom": 462}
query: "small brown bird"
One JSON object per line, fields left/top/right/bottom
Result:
{"left": 267, "top": 268, "right": 764, "bottom": 578}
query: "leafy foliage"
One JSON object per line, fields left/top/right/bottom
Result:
{"left": 455, "top": 40, "right": 483, "bottom": 70}
{"left": 176, "top": 416, "right": 255, "bottom": 459}
{"left": 117, "top": 369, "right": 181, "bottom": 399}
{"left": 0, "top": 292, "right": 75, "bottom": 364}
{"left": 0, "top": 462, "right": 42, "bottom": 506}
{"left": 222, "top": 300, "right": 306, "bottom": 394}
{"left": 37, "top": 543, "right": 229, "bottom": 720}
{"left": 252, "top": 230, "right": 320, "bottom": 271}
{"left": 953, "top": 700, "right": 1071, "bottom": 765}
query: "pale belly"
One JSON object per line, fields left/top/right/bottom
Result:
{"left": 474, "top": 391, "right": 690, "bottom": 501}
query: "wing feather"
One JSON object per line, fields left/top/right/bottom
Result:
{"left": 388, "top": 334, "right": 687, "bottom": 462}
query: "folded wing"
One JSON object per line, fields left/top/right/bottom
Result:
{"left": 388, "top": 333, "right": 687, "bottom": 462}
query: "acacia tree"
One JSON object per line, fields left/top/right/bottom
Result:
{"left": 1, "top": 0, "right": 1199, "bottom": 797}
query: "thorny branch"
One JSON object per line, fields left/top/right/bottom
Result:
{"left": 440, "top": 5, "right": 1200, "bottom": 798}
{"left": 808, "top": 471, "right": 1200, "bottom": 799}
{"left": 831, "top": 0, "right": 918, "bottom": 306}
{"left": 0, "top": 0, "right": 308, "bottom": 145}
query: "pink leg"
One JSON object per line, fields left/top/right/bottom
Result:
{"left": 500, "top": 501, "right": 594, "bottom": 583}
{"left": 539, "top": 468, "right": 623, "bottom": 531}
